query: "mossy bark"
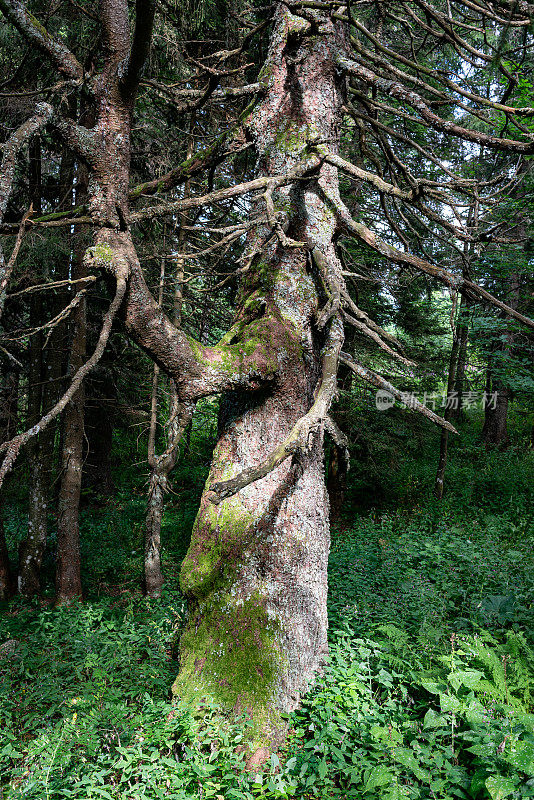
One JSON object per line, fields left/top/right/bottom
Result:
{"left": 173, "top": 5, "right": 346, "bottom": 747}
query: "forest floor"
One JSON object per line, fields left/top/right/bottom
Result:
{"left": 0, "top": 412, "right": 533, "bottom": 799}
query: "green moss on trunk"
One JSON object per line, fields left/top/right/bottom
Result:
{"left": 172, "top": 590, "right": 286, "bottom": 747}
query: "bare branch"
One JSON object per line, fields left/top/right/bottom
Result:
{"left": 337, "top": 53, "right": 534, "bottom": 153}
{"left": 0, "top": 276, "right": 127, "bottom": 487}
{"left": 324, "top": 189, "right": 534, "bottom": 331}
{"left": 0, "top": 103, "right": 53, "bottom": 316}
{"left": 0, "top": 0, "right": 83, "bottom": 79}
{"left": 340, "top": 353, "right": 458, "bottom": 433}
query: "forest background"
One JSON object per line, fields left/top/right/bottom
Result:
{"left": 0, "top": 0, "right": 533, "bottom": 798}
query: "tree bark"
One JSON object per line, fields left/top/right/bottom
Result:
{"left": 0, "top": 504, "right": 11, "bottom": 601}
{"left": 145, "top": 146, "right": 193, "bottom": 598}
{"left": 327, "top": 328, "right": 354, "bottom": 521}
{"left": 452, "top": 316, "right": 469, "bottom": 422}
{"left": 82, "top": 395, "right": 115, "bottom": 499}
{"left": 18, "top": 295, "right": 47, "bottom": 597}
{"left": 434, "top": 327, "right": 460, "bottom": 499}
{"left": 55, "top": 162, "right": 88, "bottom": 604}
{"left": 173, "top": 5, "right": 345, "bottom": 747}
{"left": 0, "top": 363, "right": 17, "bottom": 599}
{"left": 18, "top": 141, "right": 48, "bottom": 597}
{"left": 482, "top": 272, "right": 520, "bottom": 449}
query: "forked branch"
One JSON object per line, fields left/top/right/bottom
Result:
{"left": 208, "top": 316, "right": 345, "bottom": 504}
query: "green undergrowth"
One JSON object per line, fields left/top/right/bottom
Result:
{"left": 2, "top": 496, "right": 533, "bottom": 799}
{"left": 0, "top": 413, "right": 533, "bottom": 798}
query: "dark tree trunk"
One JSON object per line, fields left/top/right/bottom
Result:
{"left": 327, "top": 443, "right": 346, "bottom": 522}
{"left": 55, "top": 163, "right": 89, "bottom": 604}
{"left": 19, "top": 296, "right": 47, "bottom": 597}
{"left": 82, "top": 396, "right": 115, "bottom": 498}
{"left": 0, "top": 365, "right": 17, "bottom": 599}
{"left": 452, "top": 295, "right": 469, "bottom": 423}
{"left": 434, "top": 330, "right": 460, "bottom": 499}
{"left": 482, "top": 380, "right": 511, "bottom": 449}
{"left": 482, "top": 273, "right": 520, "bottom": 449}
{"left": 0, "top": 503, "right": 12, "bottom": 601}
{"left": 18, "top": 141, "right": 48, "bottom": 597}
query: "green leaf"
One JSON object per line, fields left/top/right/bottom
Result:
{"left": 502, "top": 739, "right": 534, "bottom": 776}
{"left": 423, "top": 708, "right": 448, "bottom": 728}
{"left": 421, "top": 680, "right": 447, "bottom": 695}
{"left": 318, "top": 759, "right": 328, "bottom": 779}
{"left": 392, "top": 748, "right": 430, "bottom": 782}
{"left": 485, "top": 775, "right": 517, "bottom": 800}
{"left": 439, "top": 694, "right": 461, "bottom": 713}
{"left": 365, "top": 764, "right": 395, "bottom": 791}
{"left": 447, "top": 670, "right": 485, "bottom": 690}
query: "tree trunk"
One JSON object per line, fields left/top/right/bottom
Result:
{"left": 327, "top": 442, "right": 347, "bottom": 522}
{"left": 144, "top": 164, "right": 192, "bottom": 598}
{"left": 82, "top": 396, "right": 115, "bottom": 498}
{"left": 55, "top": 163, "right": 88, "bottom": 604}
{"left": 173, "top": 6, "right": 344, "bottom": 748}
{"left": 482, "top": 273, "right": 520, "bottom": 449}
{"left": 144, "top": 240, "right": 170, "bottom": 598}
{"left": 327, "top": 329, "right": 354, "bottom": 521}
{"left": 18, "top": 141, "right": 48, "bottom": 597}
{"left": 18, "top": 296, "right": 47, "bottom": 597}
{"left": 0, "top": 503, "right": 12, "bottom": 601}
{"left": 452, "top": 296, "right": 469, "bottom": 423}
{"left": 482, "top": 380, "right": 511, "bottom": 448}
{"left": 0, "top": 365, "right": 17, "bottom": 599}
{"left": 434, "top": 329, "right": 460, "bottom": 499}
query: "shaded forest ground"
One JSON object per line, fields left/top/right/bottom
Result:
{"left": 1, "top": 407, "right": 533, "bottom": 800}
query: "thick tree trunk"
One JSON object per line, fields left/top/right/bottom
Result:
{"left": 173, "top": 5, "right": 344, "bottom": 748}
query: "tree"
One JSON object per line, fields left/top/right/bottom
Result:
{"left": 0, "top": 0, "right": 533, "bottom": 752}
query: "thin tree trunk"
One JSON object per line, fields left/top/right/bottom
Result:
{"left": 434, "top": 328, "right": 460, "bottom": 499}
{"left": 82, "top": 396, "right": 115, "bottom": 498}
{"left": 482, "top": 272, "right": 520, "bottom": 449}
{"left": 145, "top": 241, "right": 168, "bottom": 598}
{"left": 326, "top": 328, "right": 354, "bottom": 521}
{"left": 55, "top": 162, "right": 88, "bottom": 603}
{"left": 0, "top": 503, "right": 12, "bottom": 600}
{"left": 18, "top": 141, "right": 47, "bottom": 597}
{"left": 452, "top": 296, "right": 469, "bottom": 423}
{"left": 0, "top": 366, "right": 17, "bottom": 599}
{"left": 327, "top": 443, "right": 346, "bottom": 522}
{"left": 18, "top": 295, "right": 47, "bottom": 596}
{"left": 145, "top": 131, "right": 194, "bottom": 597}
